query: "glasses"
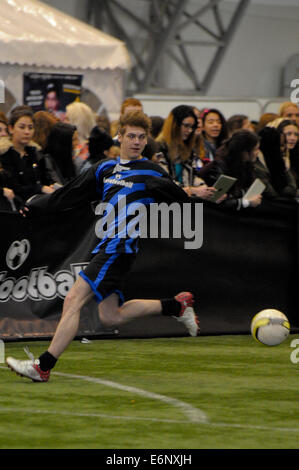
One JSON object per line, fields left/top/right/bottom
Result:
{"left": 181, "top": 122, "right": 195, "bottom": 130}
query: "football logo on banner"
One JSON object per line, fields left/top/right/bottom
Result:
{"left": 6, "top": 240, "right": 31, "bottom": 271}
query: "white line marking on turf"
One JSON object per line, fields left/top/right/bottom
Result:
{"left": 2, "top": 366, "right": 299, "bottom": 433}
{"left": 0, "top": 365, "right": 207, "bottom": 424}
{"left": 0, "top": 401, "right": 299, "bottom": 434}
{"left": 0, "top": 407, "right": 188, "bottom": 424}
{"left": 53, "top": 371, "right": 207, "bottom": 424}
{"left": 208, "top": 422, "right": 299, "bottom": 433}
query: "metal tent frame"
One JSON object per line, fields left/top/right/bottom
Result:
{"left": 87, "top": 0, "right": 250, "bottom": 94}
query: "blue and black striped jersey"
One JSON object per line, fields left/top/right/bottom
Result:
{"left": 93, "top": 156, "right": 168, "bottom": 254}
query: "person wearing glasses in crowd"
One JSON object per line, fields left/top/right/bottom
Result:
{"left": 155, "top": 105, "right": 218, "bottom": 200}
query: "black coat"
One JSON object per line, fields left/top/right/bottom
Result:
{"left": 0, "top": 139, "right": 54, "bottom": 203}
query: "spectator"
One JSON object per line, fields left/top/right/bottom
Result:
{"left": 276, "top": 119, "right": 299, "bottom": 187}
{"left": 201, "top": 108, "right": 228, "bottom": 163}
{"left": 120, "top": 97, "right": 143, "bottom": 115}
{"left": 0, "top": 108, "right": 56, "bottom": 204}
{"left": 0, "top": 163, "right": 23, "bottom": 211}
{"left": 110, "top": 120, "right": 119, "bottom": 139}
{"left": 0, "top": 112, "right": 8, "bottom": 138}
{"left": 227, "top": 114, "right": 254, "bottom": 136}
{"left": 255, "top": 126, "right": 297, "bottom": 199}
{"left": 80, "top": 126, "right": 114, "bottom": 173}
{"left": 250, "top": 120, "right": 258, "bottom": 133}
{"left": 65, "top": 102, "right": 96, "bottom": 162}
{"left": 192, "top": 107, "right": 203, "bottom": 136}
{"left": 106, "top": 145, "right": 120, "bottom": 159}
{"left": 276, "top": 119, "right": 299, "bottom": 157}
{"left": 10, "top": 105, "right": 33, "bottom": 114}
{"left": 191, "top": 107, "right": 206, "bottom": 166}
{"left": 155, "top": 104, "right": 217, "bottom": 200}
{"left": 256, "top": 112, "right": 278, "bottom": 133}
{"left": 44, "top": 122, "right": 78, "bottom": 184}
{"left": 279, "top": 101, "right": 299, "bottom": 126}
{"left": 199, "top": 130, "right": 262, "bottom": 210}
{"left": 141, "top": 135, "right": 160, "bottom": 161}
{"left": 33, "top": 111, "right": 58, "bottom": 152}
{"left": 149, "top": 115, "right": 164, "bottom": 139}
{"left": 95, "top": 114, "right": 111, "bottom": 135}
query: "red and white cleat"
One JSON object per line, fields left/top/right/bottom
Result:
{"left": 174, "top": 291, "right": 200, "bottom": 337}
{"left": 6, "top": 349, "right": 50, "bottom": 382}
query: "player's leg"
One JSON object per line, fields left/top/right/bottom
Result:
{"left": 6, "top": 276, "right": 94, "bottom": 382}
{"left": 98, "top": 293, "right": 162, "bottom": 327}
{"left": 94, "top": 253, "right": 190, "bottom": 328}
{"left": 47, "top": 275, "right": 94, "bottom": 359}
{"left": 98, "top": 291, "right": 199, "bottom": 337}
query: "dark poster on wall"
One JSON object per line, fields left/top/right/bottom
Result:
{"left": 23, "top": 72, "right": 83, "bottom": 119}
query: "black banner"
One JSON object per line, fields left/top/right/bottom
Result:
{"left": 0, "top": 205, "right": 108, "bottom": 339}
{"left": 0, "top": 199, "right": 299, "bottom": 340}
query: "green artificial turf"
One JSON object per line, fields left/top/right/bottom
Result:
{"left": 0, "top": 334, "right": 298, "bottom": 449}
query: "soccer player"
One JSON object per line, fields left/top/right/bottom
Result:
{"left": 6, "top": 111, "right": 199, "bottom": 383}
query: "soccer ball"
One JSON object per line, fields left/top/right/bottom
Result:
{"left": 251, "top": 309, "right": 290, "bottom": 346}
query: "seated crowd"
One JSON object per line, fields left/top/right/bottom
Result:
{"left": 0, "top": 97, "right": 299, "bottom": 213}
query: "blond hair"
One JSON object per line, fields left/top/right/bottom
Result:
{"left": 66, "top": 102, "right": 96, "bottom": 140}
{"left": 279, "top": 101, "right": 299, "bottom": 117}
{"left": 266, "top": 117, "right": 287, "bottom": 128}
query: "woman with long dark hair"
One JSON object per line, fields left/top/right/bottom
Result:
{"left": 155, "top": 104, "right": 216, "bottom": 200}
{"left": 255, "top": 126, "right": 297, "bottom": 199}
{"left": 199, "top": 130, "right": 262, "bottom": 210}
{"left": 276, "top": 119, "right": 299, "bottom": 188}
{"left": 44, "top": 122, "right": 78, "bottom": 185}
{"left": 201, "top": 108, "right": 228, "bottom": 163}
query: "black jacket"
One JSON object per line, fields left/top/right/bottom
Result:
{"left": 0, "top": 138, "right": 54, "bottom": 203}
{"left": 198, "top": 159, "right": 254, "bottom": 211}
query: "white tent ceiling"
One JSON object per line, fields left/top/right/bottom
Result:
{"left": 0, "top": 0, "right": 131, "bottom": 70}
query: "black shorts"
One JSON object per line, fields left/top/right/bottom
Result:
{"left": 79, "top": 252, "right": 136, "bottom": 305}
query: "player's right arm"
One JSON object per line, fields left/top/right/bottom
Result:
{"left": 24, "top": 164, "right": 102, "bottom": 215}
